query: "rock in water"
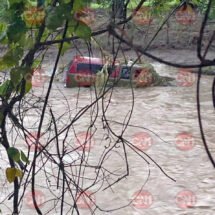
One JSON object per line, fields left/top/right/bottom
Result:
{"left": 133, "top": 63, "right": 158, "bottom": 87}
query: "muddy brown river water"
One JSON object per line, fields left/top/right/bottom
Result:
{"left": 0, "top": 50, "right": 215, "bottom": 215}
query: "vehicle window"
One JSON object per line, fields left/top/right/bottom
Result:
{"left": 77, "top": 63, "right": 103, "bottom": 73}
{"left": 121, "top": 67, "right": 131, "bottom": 79}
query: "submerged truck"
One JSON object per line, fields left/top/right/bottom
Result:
{"left": 62, "top": 56, "right": 174, "bottom": 88}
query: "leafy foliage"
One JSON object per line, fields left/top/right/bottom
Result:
{"left": 6, "top": 147, "right": 29, "bottom": 182}
{"left": 0, "top": 0, "right": 93, "bottom": 101}
{"left": 7, "top": 147, "right": 29, "bottom": 164}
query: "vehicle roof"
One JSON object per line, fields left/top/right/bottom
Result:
{"left": 73, "top": 56, "right": 104, "bottom": 65}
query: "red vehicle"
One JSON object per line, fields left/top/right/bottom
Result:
{"left": 64, "top": 56, "right": 120, "bottom": 87}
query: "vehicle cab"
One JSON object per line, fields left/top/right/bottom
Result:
{"left": 65, "top": 56, "right": 120, "bottom": 87}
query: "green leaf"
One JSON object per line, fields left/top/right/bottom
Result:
{"left": 62, "top": 0, "right": 70, "bottom": 3}
{"left": 8, "top": 0, "right": 24, "bottom": 5}
{"left": 0, "top": 10, "right": 13, "bottom": 25}
{"left": 0, "top": 59, "right": 15, "bottom": 71}
{"left": 18, "top": 34, "right": 35, "bottom": 49}
{"left": 0, "top": 0, "right": 8, "bottom": 11}
{"left": 17, "top": 73, "right": 32, "bottom": 95}
{"left": 0, "top": 23, "right": 7, "bottom": 42}
{"left": 6, "top": 167, "right": 23, "bottom": 183}
{"left": 7, "top": 18, "right": 27, "bottom": 43}
{"left": 10, "top": 68, "right": 22, "bottom": 87}
{"left": 73, "top": 0, "right": 88, "bottom": 11}
{"left": 0, "top": 46, "right": 24, "bottom": 70}
{"left": 46, "top": 3, "right": 72, "bottom": 31}
{"left": 24, "top": 81, "right": 32, "bottom": 94}
{"left": 0, "top": 81, "right": 10, "bottom": 96}
{"left": 20, "top": 150, "right": 29, "bottom": 164}
{"left": 10, "top": 66, "right": 30, "bottom": 87}
{"left": 7, "top": 147, "right": 20, "bottom": 162}
{"left": 15, "top": 168, "right": 23, "bottom": 178}
{"left": 46, "top": 9, "right": 64, "bottom": 30}
{"left": 74, "top": 22, "right": 91, "bottom": 40}
{"left": 0, "top": 80, "right": 13, "bottom": 98}
{"left": 26, "top": 0, "right": 37, "bottom": 7}
{"left": 46, "top": 4, "right": 71, "bottom": 30}
{"left": 32, "top": 59, "right": 42, "bottom": 68}
{"left": 6, "top": 167, "right": 16, "bottom": 183}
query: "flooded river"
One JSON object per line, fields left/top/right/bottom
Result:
{"left": 0, "top": 54, "right": 215, "bottom": 215}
